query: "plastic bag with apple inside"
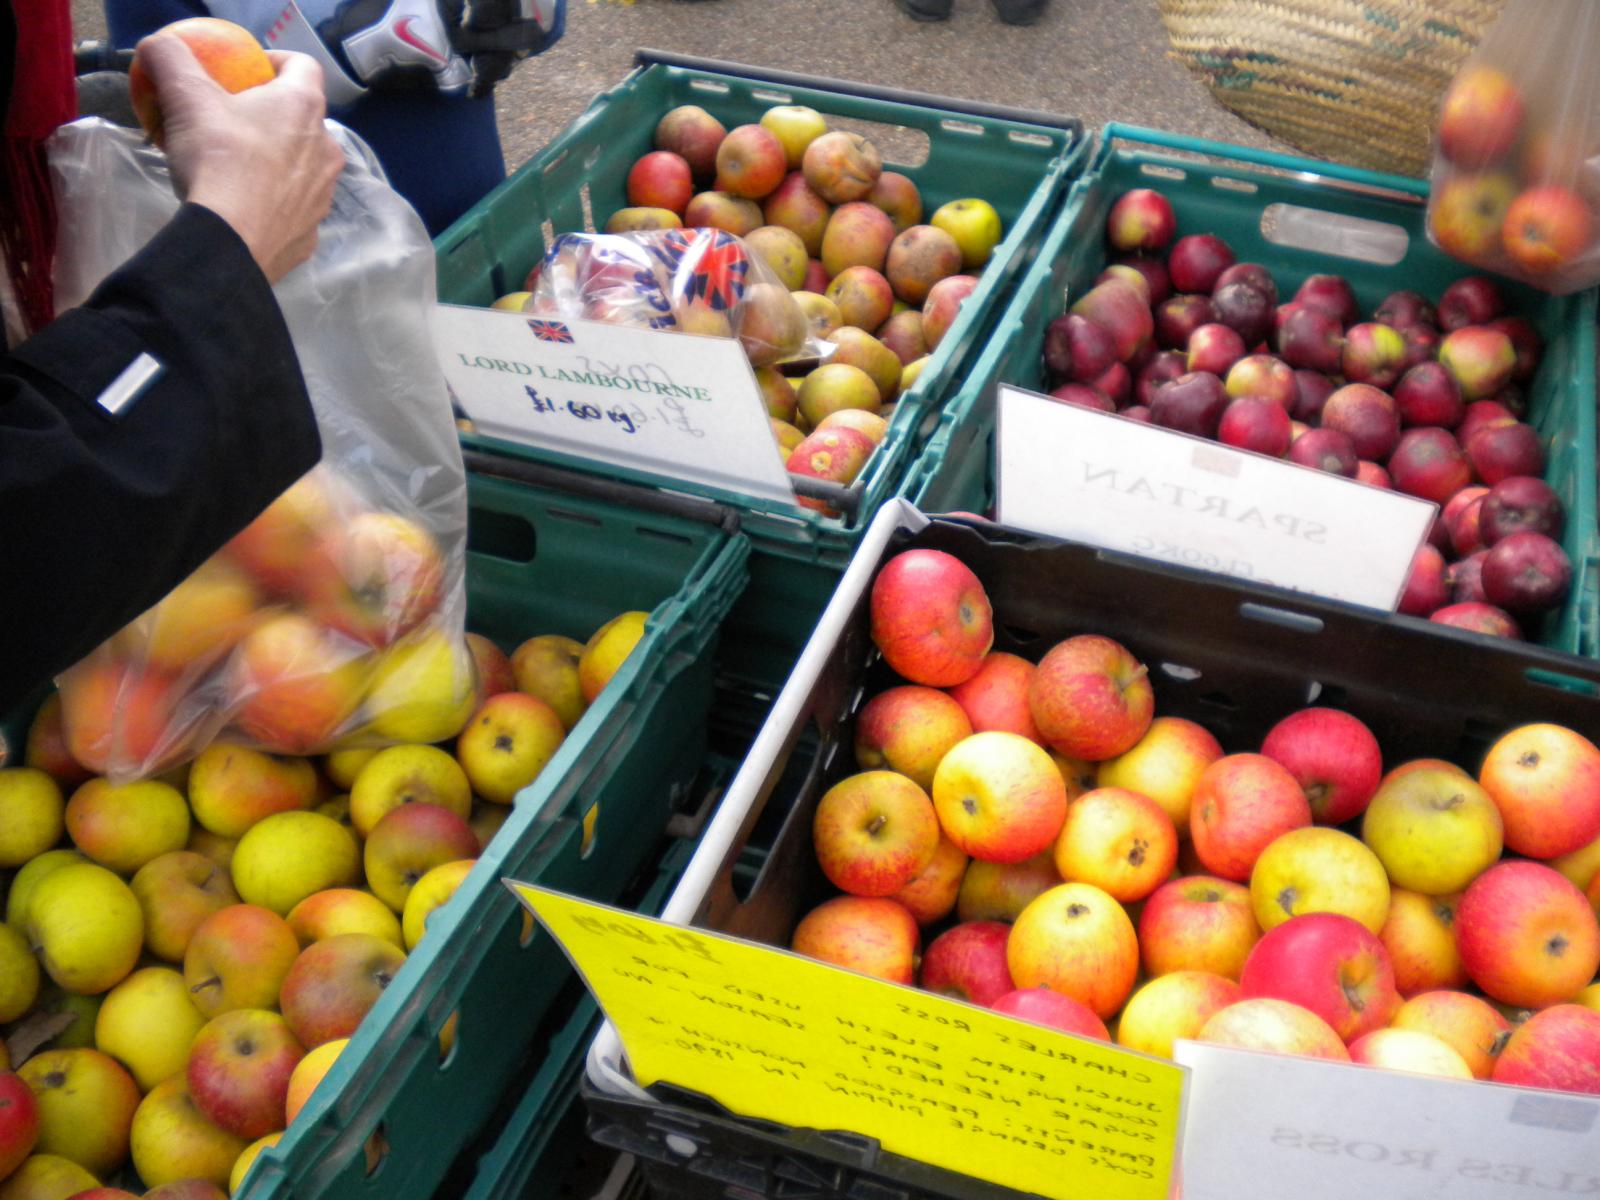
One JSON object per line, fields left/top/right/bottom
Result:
{"left": 1426, "top": 0, "right": 1600, "bottom": 293}
{"left": 46, "top": 118, "right": 473, "bottom": 781}
{"left": 524, "top": 227, "right": 826, "bottom": 367}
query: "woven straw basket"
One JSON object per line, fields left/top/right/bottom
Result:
{"left": 1159, "top": 0, "right": 1506, "bottom": 177}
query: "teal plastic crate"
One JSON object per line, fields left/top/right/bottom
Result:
{"left": 217, "top": 460, "right": 751, "bottom": 1200}
{"left": 904, "top": 123, "right": 1600, "bottom": 657}
{"left": 435, "top": 51, "right": 1087, "bottom": 692}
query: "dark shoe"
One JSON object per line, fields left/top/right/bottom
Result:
{"left": 991, "top": 0, "right": 1047, "bottom": 24}
{"left": 897, "top": 0, "right": 954, "bottom": 20}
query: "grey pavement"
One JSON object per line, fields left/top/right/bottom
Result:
{"left": 70, "top": 0, "right": 1283, "bottom": 177}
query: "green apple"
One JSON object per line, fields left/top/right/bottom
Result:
{"left": 760, "top": 105, "right": 828, "bottom": 169}
{"left": 931, "top": 198, "right": 1003, "bottom": 269}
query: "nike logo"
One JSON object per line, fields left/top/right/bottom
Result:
{"left": 394, "top": 16, "right": 447, "bottom": 63}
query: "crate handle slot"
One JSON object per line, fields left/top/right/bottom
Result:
{"left": 1211, "top": 176, "right": 1258, "bottom": 194}
{"left": 1238, "top": 602, "right": 1324, "bottom": 634}
{"left": 750, "top": 88, "right": 792, "bottom": 104}
{"left": 466, "top": 507, "right": 537, "bottom": 563}
{"left": 546, "top": 505, "right": 604, "bottom": 527}
{"left": 940, "top": 118, "right": 986, "bottom": 137}
{"left": 1008, "top": 129, "right": 1054, "bottom": 149}
{"left": 1139, "top": 163, "right": 1186, "bottom": 182}
{"left": 1160, "top": 662, "right": 1202, "bottom": 681}
{"left": 1259, "top": 203, "right": 1409, "bottom": 266}
{"left": 689, "top": 78, "right": 730, "bottom": 95}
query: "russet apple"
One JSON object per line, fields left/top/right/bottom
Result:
{"left": 284, "top": 1037, "right": 347, "bottom": 1126}
{"left": 1117, "top": 971, "right": 1239, "bottom": 1059}
{"left": 1379, "top": 890, "right": 1467, "bottom": 996}
{"left": 890, "top": 837, "right": 967, "bottom": 926}
{"left": 802, "top": 131, "right": 881, "bottom": 205}
{"left": 279, "top": 933, "right": 406, "bottom": 1048}
{"left": 788, "top": 428, "right": 876, "bottom": 513}
{"left": 1249, "top": 827, "right": 1390, "bottom": 934}
{"left": 456, "top": 692, "right": 566, "bottom": 806}
{"left": 1391, "top": 990, "right": 1510, "bottom": 1080}
{"left": 922, "top": 273, "right": 978, "bottom": 351}
{"left": 1028, "top": 635, "right": 1152, "bottom": 762}
{"left": 1361, "top": 765, "right": 1502, "bottom": 894}
{"left": 813, "top": 771, "right": 939, "bottom": 897}
{"left": 654, "top": 105, "right": 725, "bottom": 181}
{"left": 1492, "top": 1005, "right": 1600, "bottom": 1095}
{"left": 349, "top": 744, "right": 471, "bottom": 838}
{"left": 1456, "top": 860, "right": 1600, "bottom": 1009}
{"left": 1349, "top": 1028, "right": 1472, "bottom": 1078}
{"left": 824, "top": 267, "right": 893, "bottom": 332}
{"left": 1196, "top": 997, "right": 1349, "bottom": 1060}
{"left": 1007, "top": 882, "right": 1138, "bottom": 1019}
{"left": 287, "top": 888, "right": 404, "bottom": 950}
{"left": 16, "top": 1047, "right": 139, "bottom": 1178}
{"left": 183, "top": 904, "right": 299, "bottom": 1018}
{"left": 870, "top": 550, "right": 992, "bottom": 687}
{"left": 1479, "top": 723, "right": 1600, "bottom": 859}
{"left": 932, "top": 732, "right": 1067, "bottom": 864}
{"left": 827, "top": 327, "right": 903, "bottom": 403}
{"left": 821, "top": 202, "right": 896, "bottom": 278}
{"left": 187, "top": 1009, "right": 304, "bottom": 1139}
{"left": 1053, "top": 787, "right": 1176, "bottom": 903}
{"left": 0, "top": 768, "right": 64, "bottom": 869}
{"left": 230, "top": 811, "right": 360, "bottom": 916}
{"left": 26, "top": 863, "right": 143, "bottom": 996}
{"left": 745, "top": 225, "right": 809, "bottom": 291}
{"left": 765, "top": 173, "right": 831, "bottom": 257}
{"left": 886, "top": 224, "right": 962, "bottom": 305}
{"left": 682, "top": 192, "right": 761, "bottom": 238}
{"left": 919, "top": 921, "right": 1015, "bottom": 1005}
{"left": 362, "top": 803, "right": 479, "bottom": 913}
{"left": 867, "top": 171, "right": 922, "bottom": 233}
{"left": 990, "top": 988, "right": 1108, "bottom": 1039}
{"left": 128, "top": 1075, "right": 248, "bottom": 1190}
{"left": 1190, "top": 754, "right": 1311, "bottom": 882}
{"left": 130, "top": 851, "right": 240, "bottom": 964}
{"left": 1139, "top": 875, "right": 1261, "bottom": 980}
{"left": 93, "top": 966, "right": 206, "bottom": 1091}
{"left": 1240, "top": 911, "right": 1400, "bottom": 1042}
{"left": 854, "top": 685, "right": 973, "bottom": 791}
{"left": 1258, "top": 708, "right": 1382, "bottom": 825}
{"left": 790, "top": 896, "right": 919, "bottom": 984}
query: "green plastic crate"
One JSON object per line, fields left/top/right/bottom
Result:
{"left": 903, "top": 123, "right": 1600, "bottom": 657}
{"left": 220, "top": 460, "right": 751, "bottom": 1200}
{"left": 435, "top": 50, "right": 1087, "bottom": 692}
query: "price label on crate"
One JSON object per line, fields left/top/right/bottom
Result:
{"left": 994, "top": 385, "right": 1436, "bottom": 609}
{"left": 510, "top": 883, "right": 1187, "bottom": 1200}
{"left": 1174, "top": 1041, "right": 1600, "bottom": 1200}
{"left": 433, "top": 305, "right": 798, "bottom": 507}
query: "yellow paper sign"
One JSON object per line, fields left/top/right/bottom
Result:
{"left": 510, "top": 883, "right": 1186, "bottom": 1200}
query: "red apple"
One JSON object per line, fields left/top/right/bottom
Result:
{"left": 1216, "top": 263, "right": 1278, "bottom": 305}
{"left": 791, "top": 896, "right": 919, "bottom": 984}
{"left": 1190, "top": 753, "right": 1312, "bottom": 882}
{"left": 1398, "top": 544, "right": 1451, "bottom": 617}
{"left": 1340, "top": 323, "right": 1407, "bottom": 390}
{"left": 1212, "top": 283, "right": 1274, "bottom": 347}
{"left": 1168, "top": 234, "right": 1236, "bottom": 294}
{"left": 1224, "top": 354, "right": 1295, "bottom": 407}
{"left": 1486, "top": 315, "right": 1543, "bottom": 382}
{"left": 920, "top": 921, "right": 1015, "bottom": 1005}
{"left": 1069, "top": 279, "right": 1153, "bottom": 362}
{"left": 1049, "top": 383, "right": 1115, "bottom": 413}
{"left": 1491, "top": 1005, "right": 1600, "bottom": 1095}
{"left": 1457, "top": 861, "right": 1600, "bottom": 1008}
{"left": 1136, "top": 351, "right": 1188, "bottom": 406}
{"left": 947, "top": 652, "right": 1042, "bottom": 743}
{"left": 1028, "top": 635, "right": 1153, "bottom": 762}
{"left": 1293, "top": 274, "right": 1358, "bottom": 327}
{"left": 1240, "top": 912, "right": 1400, "bottom": 1042}
{"left": 869, "top": 549, "right": 993, "bottom": 687}
{"left": 1438, "top": 66, "right": 1524, "bottom": 167}
{"left": 1430, "top": 601, "right": 1522, "bottom": 639}
{"left": 990, "top": 987, "right": 1109, "bottom": 1039}
{"left": 1106, "top": 189, "right": 1176, "bottom": 253}
{"left": 0, "top": 1070, "right": 39, "bottom": 1182}
{"left": 813, "top": 771, "right": 939, "bottom": 897}
{"left": 1387, "top": 428, "right": 1471, "bottom": 503}
{"left": 1113, "top": 255, "right": 1172, "bottom": 305}
{"left": 1480, "top": 476, "right": 1565, "bottom": 544}
{"left": 1356, "top": 461, "right": 1392, "bottom": 489}
{"left": 1090, "top": 362, "right": 1132, "bottom": 408}
{"left": 1480, "top": 722, "right": 1600, "bottom": 864}
{"left": 892, "top": 836, "right": 967, "bottom": 925}
{"left": 715, "top": 124, "right": 787, "bottom": 199}
{"left": 1398, "top": 322, "right": 1443, "bottom": 371}
{"left": 187, "top": 1008, "right": 305, "bottom": 1139}
{"left": 1449, "top": 551, "right": 1489, "bottom": 604}
{"left": 1286, "top": 428, "right": 1358, "bottom": 477}
{"left": 1440, "top": 326, "right": 1516, "bottom": 401}
{"left": 1289, "top": 369, "right": 1337, "bottom": 423}
{"left": 1151, "top": 371, "right": 1230, "bottom": 438}
{"left": 1187, "top": 323, "right": 1247, "bottom": 376}
{"left": 1503, "top": 186, "right": 1592, "bottom": 274}
{"left": 627, "top": 151, "right": 693, "bottom": 214}
{"left": 1139, "top": 875, "right": 1261, "bottom": 981}
{"left": 1321, "top": 384, "right": 1400, "bottom": 461}
{"left": 1467, "top": 419, "right": 1545, "bottom": 484}
{"left": 1440, "top": 277, "right": 1507, "bottom": 332}
{"left": 1393, "top": 363, "right": 1464, "bottom": 428}
{"left": 1443, "top": 484, "right": 1490, "bottom": 555}
{"left": 1218, "top": 397, "right": 1292, "bottom": 456}
{"left": 1482, "top": 531, "right": 1571, "bottom": 615}
{"left": 1374, "top": 290, "right": 1437, "bottom": 330}
{"left": 922, "top": 274, "right": 979, "bottom": 351}
{"left": 1431, "top": 172, "right": 1518, "bottom": 260}
{"left": 654, "top": 105, "right": 727, "bottom": 181}
{"left": 1154, "top": 295, "right": 1217, "bottom": 351}
{"left": 1259, "top": 708, "right": 1382, "bottom": 825}
{"left": 1275, "top": 305, "right": 1344, "bottom": 373}
{"left": 278, "top": 932, "right": 406, "bottom": 1048}
{"left": 1043, "top": 313, "right": 1117, "bottom": 383}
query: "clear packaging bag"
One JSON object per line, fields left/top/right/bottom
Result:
{"left": 525, "top": 228, "right": 823, "bottom": 366}
{"left": 47, "top": 118, "right": 473, "bottom": 781}
{"left": 1426, "top": 0, "right": 1600, "bottom": 293}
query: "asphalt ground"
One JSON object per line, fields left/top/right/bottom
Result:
{"left": 69, "top": 0, "right": 1283, "bottom": 175}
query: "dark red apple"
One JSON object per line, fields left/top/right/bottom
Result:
{"left": 1393, "top": 363, "right": 1464, "bottom": 429}
{"left": 1224, "top": 354, "right": 1295, "bottom": 407}
{"left": 1136, "top": 351, "right": 1189, "bottom": 406}
{"left": 920, "top": 921, "right": 1016, "bottom": 1005}
{"left": 1482, "top": 532, "right": 1571, "bottom": 615}
{"left": 1430, "top": 602, "right": 1522, "bottom": 639}
{"left": 1459, "top": 400, "right": 1518, "bottom": 445}
{"left": 1374, "top": 290, "right": 1437, "bottom": 330}
{"left": 1187, "top": 323, "right": 1247, "bottom": 376}
{"left": 1049, "top": 382, "right": 1116, "bottom": 413}
{"left": 1439, "top": 276, "right": 1506, "bottom": 332}
{"left": 1287, "top": 427, "right": 1358, "bottom": 476}
{"left": 1151, "top": 371, "right": 1230, "bottom": 438}
{"left": 1290, "top": 370, "right": 1337, "bottom": 423}
{"left": 1215, "top": 263, "right": 1278, "bottom": 306}
{"left": 1121, "top": 405, "right": 1152, "bottom": 423}
{"left": 1213, "top": 283, "right": 1274, "bottom": 346}
{"left": 1399, "top": 544, "right": 1450, "bottom": 616}
{"left": 1442, "top": 485, "right": 1490, "bottom": 556}
{"left": 1321, "top": 384, "right": 1400, "bottom": 460}
{"left": 1219, "top": 396, "right": 1293, "bottom": 456}
{"left": 1479, "top": 476, "right": 1565, "bottom": 544}
{"left": 1293, "top": 274, "right": 1359, "bottom": 327}
{"left": 1106, "top": 189, "right": 1177, "bottom": 253}
{"left": 1155, "top": 295, "right": 1217, "bottom": 350}
{"left": 1398, "top": 323, "right": 1442, "bottom": 371}
{"left": 1091, "top": 362, "right": 1132, "bottom": 408}
{"left": 1168, "top": 234, "right": 1236, "bottom": 294}
{"left": 1275, "top": 305, "right": 1344, "bottom": 373}
{"left": 1341, "top": 322, "right": 1408, "bottom": 390}
{"left": 1466, "top": 421, "right": 1545, "bottom": 484}
{"left": 1489, "top": 384, "right": 1528, "bottom": 419}
{"left": 1355, "top": 461, "right": 1392, "bottom": 489}
{"left": 1449, "top": 551, "right": 1490, "bottom": 604}
{"left": 1044, "top": 313, "right": 1117, "bottom": 383}
{"left": 1485, "top": 316, "right": 1542, "bottom": 383}
{"left": 1388, "top": 428, "right": 1472, "bottom": 504}
{"left": 1114, "top": 255, "right": 1173, "bottom": 305}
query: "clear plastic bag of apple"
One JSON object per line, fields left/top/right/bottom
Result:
{"left": 46, "top": 117, "right": 471, "bottom": 782}
{"left": 523, "top": 227, "right": 828, "bottom": 367}
{"left": 1426, "top": 0, "right": 1600, "bottom": 293}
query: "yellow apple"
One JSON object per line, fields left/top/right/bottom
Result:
{"left": 1552, "top": 830, "right": 1600, "bottom": 891}
{"left": 1577, "top": 982, "right": 1600, "bottom": 1012}
{"left": 1362, "top": 767, "right": 1503, "bottom": 894}
{"left": 17, "top": 1047, "right": 140, "bottom": 1177}
{"left": 25, "top": 862, "right": 143, "bottom": 995}
{"left": 1380, "top": 890, "right": 1467, "bottom": 996}
{"left": 322, "top": 748, "right": 377, "bottom": 791}
{"left": 94, "top": 966, "right": 206, "bottom": 1091}
{"left": 1095, "top": 716, "right": 1222, "bottom": 837}
{"left": 1249, "top": 827, "right": 1391, "bottom": 934}
{"left": 931, "top": 198, "right": 1003, "bottom": 269}
{"left": 489, "top": 291, "right": 531, "bottom": 312}
{"left": 349, "top": 744, "right": 472, "bottom": 837}
{"left": 0, "top": 1155, "right": 99, "bottom": 1199}
{"left": 129, "top": 1075, "right": 248, "bottom": 1190}
{"left": 286, "top": 888, "right": 403, "bottom": 950}
{"left": 469, "top": 803, "right": 510, "bottom": 851}
{"left": 229, "top": 1132, "right": 281, "bottom": 1194}
{"left": 509, "top": 635, "right": 586, "bottom": 731}
{"left": 577, "top": 612, "right": 649, "bottom": 704}
{"left": 65, "top": 778, "right": 189, "bottom": 875}
{"left": 231, "top": 811, "right": 360, "bottom": 916}
{"left": 360, "top": 629, "right": 479, "bottom": 744}
{"left": 131, "top": 559, "right": 261, "bottom": 673}
{"left": 0, "top": 767, "right": 64, "bottom": 868}
{"left": 285, "top": 1036, "right": 347, "bottom": 1125}
{"left": 1117, "top": 970, "right": 1241, "bottom": 1059}
{"left": 401, "top": 859, "right": 476, "bottom": 950}
{"left": 187, "top": 746, "right": 317, "bottom": 840}
{"left": 363, "top": 803, "right": 480, "bottom": 913}
{"left": 0, "top": 922, "right": 40, "bottom": 1022}
{"left": 454, "top": 693, "right": 565, "bottom": 805}
{"left": 4, "top": 849, "right": 84, "bottom": 928}
{"left": 761, "top": 104, "right": 828, "bottom": 168}
{"left": 130, "top": 850, "right": 240, "bottom": 962}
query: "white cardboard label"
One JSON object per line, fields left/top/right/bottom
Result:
{"left": 433, "top": 304, "right": 797, "bottom": 507}
{"left": 995, "top": 385, "right": 1435, "bottom": 609}
{"left": 1174, "top": 1041, "right": 1600, "bottom": 1200}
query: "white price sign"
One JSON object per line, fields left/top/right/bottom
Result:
{"left": 1174, "top": 1041, "right": 1600, "bottom": 1200}
{"left": 432, "top": 305, "right": 797, "bottom": 507}
{"left": 995, "top": 385, "right": 1435, "bottom": 609}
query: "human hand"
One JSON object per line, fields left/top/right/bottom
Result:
{"left": 133, "top": 38, "right": 346, "bottom": 283}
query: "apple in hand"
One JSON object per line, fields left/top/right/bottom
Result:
{"left": 919, "top": 921, "right": 1015, "bottom": 1005}
{"left": 870, "top": 550, "right": 993, "bottom": 687}
{"left": 1240, "top": 912, "right": 1400, "bottom": 1042}
{"left": 790, "top": 896, "right": 919, "bottom": 984}
{"left": 1431, "top": 173, "right": 1517, "bottom": 261}
{"left": 990, "top": 988, "right": 1108, "bottom": 1040}
{"left": 187, "top": 1009, "right": 304, "bottom": 1140}
{"left": 813, "top": 771, "right": 939, "bottom": 897}
{"left": 1438, "top": 65, "right": 1524, "bottom": 166}
{"left": 1503, "top": 186, "right": 1592, "bottom": 274}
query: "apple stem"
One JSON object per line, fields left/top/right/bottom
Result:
{"left": 191, "top": 976, "right": 220, "bottom": 995}
{"left": 866, "top": 814, "right": 887, "bottom": 837}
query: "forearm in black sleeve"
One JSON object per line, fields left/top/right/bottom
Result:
{"left": 0, "top": 203, "right": 323, "bottom": 712}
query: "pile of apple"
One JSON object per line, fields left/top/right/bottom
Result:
{"left": 1430, "top": 64, "right": 1595, "bottom": 282}
{"left": 0, "top": 614, "right": 649, "bottom": 1196}
{"left": 495, "top": 102, "right": 1006, "bottom": 516}
{"left": 790, "top": 546, "right": 1600, "bottom": 1096}
{"left": 1039, "top": 185, "right": 1570, "bottom": 639}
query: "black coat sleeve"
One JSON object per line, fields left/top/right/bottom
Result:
{"left": 0, "top": 202, "right": 322, "bottom": 712}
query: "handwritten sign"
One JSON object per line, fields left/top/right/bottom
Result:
{"left": 432, "top": 305, "right": 797, "bottom": 507}
{"left": 995, "top": 385, "right": 1435, "bottom": 609}
{"left": 1174, "top": 1042, "right": 1600, "bottom": 1200}
{"left": 510, "top": 883, "right": 1186, "bottom": 1200}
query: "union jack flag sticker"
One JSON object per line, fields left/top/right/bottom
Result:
{"left": 668, "top": 229, "right": 750, "bottom": 313}
{"left": 527, "top": 318, "right": 574, "bottom": 344}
